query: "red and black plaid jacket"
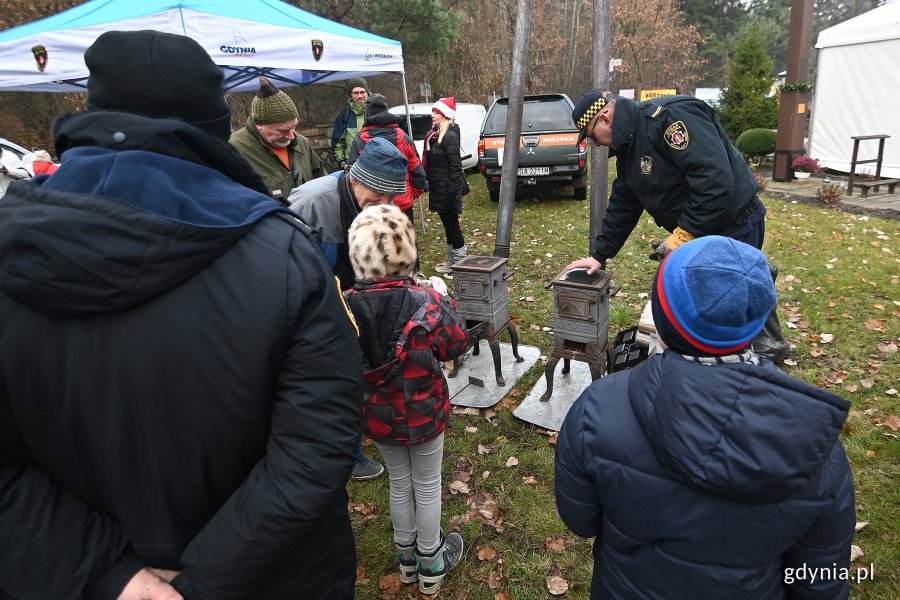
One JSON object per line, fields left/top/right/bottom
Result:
{"left": 343, "top": 277, "right": 468, "bottom": 445}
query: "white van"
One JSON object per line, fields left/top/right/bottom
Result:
{"left": 389, "top": 102, "right": 486, "bottom": 170}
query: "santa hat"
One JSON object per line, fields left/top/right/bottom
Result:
{"left": 432, "top": 97, "right": 456, "bottom": 120}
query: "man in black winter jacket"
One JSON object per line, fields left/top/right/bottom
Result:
{"left": 566, "top": 90, "right": 766, "bottom": 268}
{"left": 566, "top": 90, "right": 787, "bottom": 363}
{"left": 0, "top": 31, "right": 362, "bottom": 600}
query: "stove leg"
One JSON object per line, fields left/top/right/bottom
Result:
{"left": 472, "top": 338, "right": 480, "bottom": 356}
{"left": 505, "top": 324, "right": 525, "bottom": 362}
{"left": 540, "top": 356, "right": 561, "bottom": 401}
{"left": 448, "top": 356, "right": 461, "bottom": 378}
{"left": 562, "top": 358, "right": 570, "bottom": 374}
{"left": 589, "top": 363, "right": 603, "bottom": 381}
{"left": 488, "top": 338, "right": 505, "bottom": 386}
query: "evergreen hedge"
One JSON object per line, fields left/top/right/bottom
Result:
{"left": 735, "top": 128, "right": 777, "bottom": 159}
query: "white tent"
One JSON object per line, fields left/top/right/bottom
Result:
{"left": 809, "top": 1, "right": 900, "bottom": 178}
{"left": 0, "top": 0, "right": 405, "bottom": 93}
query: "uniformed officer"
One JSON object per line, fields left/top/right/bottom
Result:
{"left": 566, "top": 90, "right": 766, "bottom": 271}
{"left": 566, "top": 90, "right": 787, "bottom": 363}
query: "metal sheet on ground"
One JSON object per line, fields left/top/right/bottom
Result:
{"left": 514, "top": 360, "right": 595, "bottom": 431}
{"left": 447, "top": 343, "right": 541, "bottom": 408}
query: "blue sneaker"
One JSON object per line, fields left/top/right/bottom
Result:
{"left": 351, "top": 457, "right": 384, "bottom": 480}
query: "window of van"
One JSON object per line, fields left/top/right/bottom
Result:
{"left": 482, "top": 95, "right": 576, "bottom": 135}
{"left": 399, "top": 115, "right": 434, "bottom": 142}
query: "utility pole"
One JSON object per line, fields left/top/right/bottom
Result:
{"left": 772, "top": 0, "right": 814, "bottom": 181}
{"left": 589, "top": 0, "right": 611, "bottom": 249}
{"left": 494, "top": 0, "right": 532, "bottom": 257}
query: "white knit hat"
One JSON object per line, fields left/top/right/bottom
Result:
{"left": 349, "top": 205, "right": 417, "bottom": 279}
{"left": 432, "top": 97, "right": 456, "bottom": 120}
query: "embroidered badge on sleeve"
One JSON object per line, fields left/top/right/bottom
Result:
{"left": 664, "top": 121, "right": 689, "bottom": 150}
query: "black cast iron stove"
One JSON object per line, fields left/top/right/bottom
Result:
{"left": 448, "top": 255, "right": 523, "bottom": 385}
{"left": 540, "top": 267, "right": 614, "bottom": 401}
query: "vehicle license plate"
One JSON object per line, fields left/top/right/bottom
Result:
{"left": 517, "top": 167, "right": 550, "bottom": 176}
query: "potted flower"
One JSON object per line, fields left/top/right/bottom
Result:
{"left": 791, "top": 155, "right": 819, "bottom": 179}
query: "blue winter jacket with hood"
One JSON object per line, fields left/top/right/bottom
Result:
{"left": 0, "top": 112, "right": 362, "bottom": 600}
{"left": 555, "top": 350, "right": 855, "bottom": 600}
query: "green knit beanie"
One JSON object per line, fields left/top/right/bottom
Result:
{"left": 345, "top": 77, "right": 369, "bottom": 93}
{"left": 251, "top": 77, "right": 299, "bottom": 124}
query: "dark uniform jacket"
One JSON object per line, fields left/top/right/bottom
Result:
{"left": 555, "top": 350, "right": 855, "bottom": 600}
{"left": 348, "top": 112, "right": 427, "bottom": 212}
{"left": 593, "top": 96, "right": 765, "bottom": 263}
{"left": 344, "top": 278, "right": 468, "bottom": 445}
{"left": 425, "top": 123, "right": 464, "bottom": 214}
{"left": 0, "top": 112, "right": 362, "bottom": 600}
{"left": 229, "top": 116, "right": 324, "bottom": 199}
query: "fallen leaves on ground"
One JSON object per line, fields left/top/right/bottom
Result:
{"left": 477, "top": 545, "right": 499, "bottom": 561}
{"left": 356, "top": 565, "right": 368, "bottom": 585}
{"left": 488, "top": 558, "right": 507, "bottom": 589}
{"left": 379, "top": 573, "right": 403, "bottom": 594}
{"left": 864, "top": 319, "right": 886, "bottom": 332}
{"left": 468, "top": 492, "right": 504, "bottom": 533}
{"left": 448, "top": 480, "right": 470, "bottom": 495}
{"left": 876, "top": 342, "right": 897, "bottom": 354}
{"left": 505, "top": 456, "right": 519, "bottom": 468}
{"left": 546, "top": 537, "right": 566, "bottom": 552}
{"left": 877, "top": 415, "right": 900, "bottom": 432}
{"left": 349, "top": 501, "right": 376, "bottom": 516}
{"left": 546, "top": 565, "right": 570, "bottom": 596}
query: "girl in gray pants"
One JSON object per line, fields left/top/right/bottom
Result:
{"left": 343, "top": 205, "right": 470, "bottom": 594}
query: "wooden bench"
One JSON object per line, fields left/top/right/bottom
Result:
{"left": 853, "top": 178, "right": 899, "bottom": 198}
{"left": 848, "top": 134, "right": 897, "bottom": 197}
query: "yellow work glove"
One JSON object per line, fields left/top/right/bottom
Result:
{"left": 650, "top": 227, "right": 696, "bottom": 260}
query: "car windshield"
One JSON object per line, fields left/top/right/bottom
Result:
{"left": 482, "top": 96, "right": 575, "bottom": 135}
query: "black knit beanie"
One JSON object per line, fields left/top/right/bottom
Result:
{"left": 365, "top": 93, "right": 389, "bottom": 118}
{"left": 85, "top": 30, "right": 232, "bottom": 141}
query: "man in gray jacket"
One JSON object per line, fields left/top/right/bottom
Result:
{"left": 291, "top": 136, "right": 409, "bottom": 481}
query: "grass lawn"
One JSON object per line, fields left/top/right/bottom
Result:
{"left": 348, "top": 164, "right": 899, "bottom": 599}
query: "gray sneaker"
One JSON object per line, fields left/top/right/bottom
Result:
{"left": 351, "top": 457, "right": 384, "bottom": 480}
{"left": 416, "top": 532, "right": 464, "bottom": 594}
{"left": 396, "top": 541, "right": 418, "bottom": 583}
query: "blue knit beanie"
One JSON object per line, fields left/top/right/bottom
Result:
{"left": 651, "top": 236, "right": 776, "bottom": 356}
{"left": 349, "top": 137, "right": 408, "bottom": 196}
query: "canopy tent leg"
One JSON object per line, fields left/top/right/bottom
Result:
{"left": 400, "top": 72, "right": 425, "bottom": 233}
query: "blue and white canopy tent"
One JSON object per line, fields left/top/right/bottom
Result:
{"left": 0, "top": 0, "right": 405, "bottom": 93}
{"left": 0, "top": 0, "right": 427, "bottom": 226}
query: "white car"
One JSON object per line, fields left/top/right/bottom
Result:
{"left": 0, "top": 138, "right": 31, "bottom": 158}
{"left": 389, "top": 102, "right": 486, "bottom": 170}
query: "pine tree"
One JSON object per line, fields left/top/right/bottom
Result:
{"left": 718, "top": 21, "right": 779, "bottom": 141}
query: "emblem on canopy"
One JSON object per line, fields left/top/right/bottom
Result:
{"left": 311, "top": 39, "right": 324, "bottom": 62}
